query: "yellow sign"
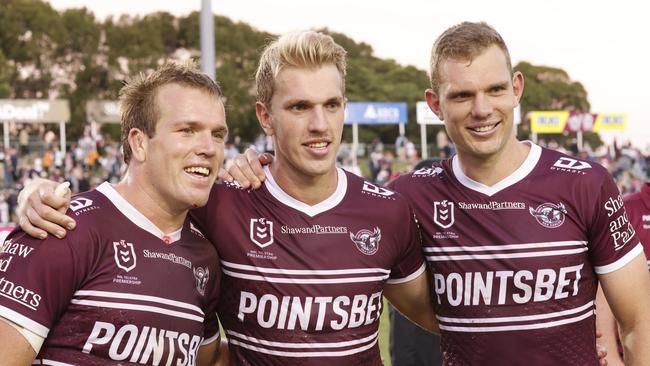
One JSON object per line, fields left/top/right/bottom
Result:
{"left": 529, "top": 111, "right": 569, "bottom": 133}
{"left": 593, "top": 113, "right": 627, "bottom": 131}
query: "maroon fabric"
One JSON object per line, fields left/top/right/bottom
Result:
{"left": 390, "top": 145, "right": 641, "bottom": 366}
{"left": 0, "top": 186, "right": 220, "bottom": 365}
{"left": 192, "top": 169, "right": 424, "bottom": 365}
{"left": 624, "top": 182, "right": 650, "bottom": 267}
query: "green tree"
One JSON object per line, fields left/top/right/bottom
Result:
{"left": 516, "top": 61, "right": 601, "bottom": 149}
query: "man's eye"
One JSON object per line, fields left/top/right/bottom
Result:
{"left": 291, "top": 103, "right": 308, "bottom": 111}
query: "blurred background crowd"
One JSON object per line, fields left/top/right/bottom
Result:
{"left": 2, "top": 122, "right": 648, "bottom": 227}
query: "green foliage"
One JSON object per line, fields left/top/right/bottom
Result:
{"left": 516, "top": 61, "right": 601, "bottom": 148}
{"left": 1, "top": 0, "right": 595, "bottom": 148}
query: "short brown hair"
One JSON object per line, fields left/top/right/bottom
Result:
{"left": 429, "top": 22, "right": 512, "bottom": 92}
{"left": 119, "top": 60, "right": 223, "bottom": 164}
{"left": 255, "top": 30, "right": 347, "bottom": 107}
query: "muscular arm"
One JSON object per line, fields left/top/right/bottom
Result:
{"left": 0, "top": 319, "right": 37, "bottom": 365}
{"left": 383, "top": 271, "right": 439, "bottom": 334}
{"left": 598, "top": 253, "right": 650, "bottom": 365}
{"left": 595, "top": 284, "right": 625, "bottom": 366}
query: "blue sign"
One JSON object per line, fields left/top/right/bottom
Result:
{"left": 344, "top": 102, "right": 408, "bottom": 125}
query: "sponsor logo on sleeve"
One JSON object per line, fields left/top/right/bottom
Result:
{"left": 70, "top": 197, "right": 99, "bottom": 215}
{"left": 529, "top": 202, "right": 567, "bottom": 228}
{"left": 250, "top": 218, "right": 274, "bottom": 248}
{"left": 604, "top": 195, "right": 635, "bottom": 250}
{"left": 0, "top": 239, "right": 35, "bottom": 272}
{"left": 189, "top": 222, "right": 206, "bottom": 239}
{"left": 551, "top": 157, "right": 591, "bottom": 175}
{"left": 113, "top": 240, "right": 137, "bottom": 272}
{"left": 193, "top": 266, "right": 209, "bottom": 296}
{"left": 0, "top": 277, "right": 41, "bottom": 309}
{"left": 350, "top": 227, "right": 381, "bottom": 255}
{"left": 433, "top": 200, "right": 455, "bottom": 229}
{"left": 362, "top": 181, "right": 395, "bottom": 200}
{"left": 412, "top": 167, "right": 443, "bottom": 178}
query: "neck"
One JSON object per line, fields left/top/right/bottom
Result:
{"left": 114, "top": 171, "right": 187, "bottom": 234}
{"left": 457, "top": 140, "right": 531, "bottom": 186}
{"left": 269, "top": 162, "right": 339, "bottom": 206}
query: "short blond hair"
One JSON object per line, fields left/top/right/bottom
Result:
{"left": 119, "top": 60, "right": 223, "bottom": 164}
{"left": 429, "top": 22, "right": 512, "bottom": 92}
{"left": 255, "top": 30, "right": 347, "bottom": 107}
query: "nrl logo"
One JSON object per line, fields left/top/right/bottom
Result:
{"left": 433, "top": 200, "right": 455, "bottom": 228}
{"left": 193, "top": 266, "right": 209, "bottom": 296}
{"left": 113, "top": 240, "right": 137, "bottom": 272}
{"left": 529, "top": 202, "right": 567, "bottom": 228}
{"left": 350, "top": 227, "right": 381, "bottom": 255}
{"left": 250, "top": 218, "right": 274, "bottom": 248}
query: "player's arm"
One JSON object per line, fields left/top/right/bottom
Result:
{"left": 197, "top": 338, "right": 229, "bottom": 366}
{"left": 219, "top": 148, "right": 272, "bottom": 189}
{"left": 595, "top": 284, "right": 625, "bottom": 366}
{"left": 598, "top": 252, "right": 650, "bottom": 365}
{"left": 17, "top": 178, "right": 75, "bottom": 239}
{"left": 384, "top": 271, "right": 439, "bottom": 334}
{"left": 0, "top": 318, "right": 38, "bottom": 365}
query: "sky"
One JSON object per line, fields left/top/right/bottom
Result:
{"left": 47, "top": 0, "right": 650, "bottom": 149}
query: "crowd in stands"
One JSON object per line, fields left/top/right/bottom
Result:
{"left": 2, "top": 125, "right": 649, "bottom": 226}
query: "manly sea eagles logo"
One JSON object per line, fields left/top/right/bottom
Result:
{"left": 529, "top": 202, "right": 568, "bottom": 228}
{"left": 250, "top": 218, "right": 274, "bottom": 248}
{"left": 193, "top": 266, "right": 209, "bottom": 296}
{"left": 350, "top": 227, "right": 382, "bottom": 255}
{"left": 113, "top": 240, "right": 136, "bottom": 272}
{"left": 433, "top": 200, "right": 455, "bottom": 229}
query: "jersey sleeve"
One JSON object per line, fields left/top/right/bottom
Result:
{"left": 588, "top": 173, "right": 643, "bottom": 274}
{"left": 0, "top": 230, "right": 85, "bottom": 338}
{"left": 201, "top": 267, "right": 221, "bottom": 345}
{"left": 386, "top": 202, "right": 426, "bottom": 284}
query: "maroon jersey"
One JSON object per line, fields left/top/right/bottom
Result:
{"left": 624, "top": 182, "right": 650, "bottom": 269}
{"left": 0, "top": 182, "right": 220, "bottom": 365}
{"left": 390, "top": 143, "right": 642, "bottom": 365}
{"left": 192, "top": 166, "right": 424, "bottom": 365}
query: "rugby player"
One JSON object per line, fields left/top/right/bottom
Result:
{"left": 223, "top": 22, "right": 650, "bottom": 365}
{"left": 15, "top": 31, "right": 437, "bottom": 365}
{"left": 0, "top": 61, "right": 228, "bottom": 365}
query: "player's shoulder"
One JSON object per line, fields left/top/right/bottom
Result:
{"left": 536, "top": 146, "right": 610, "bottom": 182}
{"left": 344, "top": 170, "right": 411, "bottom": 212}
{"left": 389, "top": 158, "right": 451, "bottom": 191}
{"left": 65, "top": 188, "right": 112, "bottom": 223}
{"left": 623, "top": 184, "right": 649, "bottom": 203}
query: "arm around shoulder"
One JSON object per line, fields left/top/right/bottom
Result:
{"left": 384, "top": 269, "right": 439, "bottom": 334}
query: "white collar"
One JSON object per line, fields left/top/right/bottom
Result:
{"left": 96, "top": 182, "right": 182, "bottom": 243}
{"left": 452, "top": 142, "right": 541, "bottom": 197}
{"left": 263, "top": 165, "right": 347, "bottom": 217}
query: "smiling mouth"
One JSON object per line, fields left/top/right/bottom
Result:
{"left": 305, "top": 141, "right": 329, "bottom": 149}
{"left": 184, "top": 166, "right": 211, "bottom": 177}
{"left": 470, "top": 123, "right": 499, "bottom": 133}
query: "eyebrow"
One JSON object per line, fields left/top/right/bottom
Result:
{"left": 447, "top": 81, "right": 510, "bottom": 99}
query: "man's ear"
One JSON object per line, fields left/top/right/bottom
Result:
{"left": 512, "top": 71, "right": 525, "bottom": 105}
{"left": 255, "top": 101, "right": 274, "bottom": 136}
{"left": 128, "top": 128, "right": 148, "bottom": 162}
{"left": 424, "top": 89, "right": 444, "bottom": 121}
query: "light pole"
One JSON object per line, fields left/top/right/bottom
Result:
{"left": 200, "top": 0, "right": 215, "bottom": 80}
